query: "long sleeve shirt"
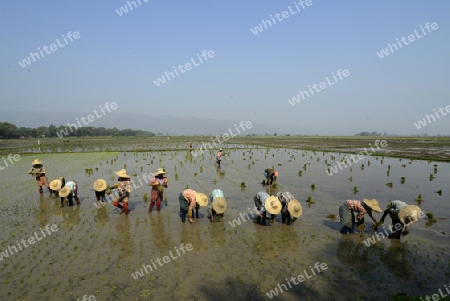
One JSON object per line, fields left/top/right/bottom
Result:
{"left": 346, "top": 200, "right": 367, "bottom": 219}
{"left": 28, "top": 166, "right": 46, "bottom": 177}
{"left": 254, "top": 191, "right": 270, "bottom": 214}
{"left": 277, "top": 192, "right": 296, "bottom": 213}
{"left": 386, "top": 200, "right": 408, "bottom": 216}
{"left": 65, "top": 181, "right": 78, "bottom": 195}
{"left": 209, "top": 189, "right": 224, "bottom": 210}
{"left": 182, "top": 189, "right": 197, "bottom": 212}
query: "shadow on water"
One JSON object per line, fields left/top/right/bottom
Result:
{"left": 199, "top": 277, "right": 268, "bottom": 301}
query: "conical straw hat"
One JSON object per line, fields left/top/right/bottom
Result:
{"left": 288, "top": 199, "right": 302, "bottom": 218}
{"left": 265, "top": 196, "right": 282, "bottom": 214}
{"left": 212, "top": 197, "right": 227, "bottom": 214}
{"left": 363, "top": 199, "right": 382, "bottom": 213}
{"left": 93, "top": 179, "right": 107, "bottom": 192}
{"left": 114, "top": 169, "right": 130, "bottom": 178}
{"left": 32, "top": 159, "right": 42, "bottom": 165}
{"left": 59, "top": 186, "right": 71, "bottom": 197}
{"left": 195, "top": 193, "right": 208, "bottom": 207}
{"left": 50, "top": 179, "right": 62, "bottom": 191}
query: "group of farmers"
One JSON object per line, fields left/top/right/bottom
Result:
{"left": 29, "top": 157, "right": 421, "bottom": 239}
{"left": 28, "top": 159, "right": 79, "bottom": 207}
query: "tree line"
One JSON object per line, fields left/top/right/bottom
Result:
{"left": 0, "top": 122, "right": 155, "bottom": 139}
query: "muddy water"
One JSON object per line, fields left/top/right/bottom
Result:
{"left": 0, "top": 148, "right": 449, "bottom": 300}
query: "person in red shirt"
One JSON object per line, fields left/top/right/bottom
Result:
{"left": 112, "top": 169, "right": 131, "bottom": 215}
{"left": 148, "top": 168, "right": 168, "bottom": 213}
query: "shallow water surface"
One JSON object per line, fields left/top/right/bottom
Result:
{"left": 0, "top": 149, "right": 449, "bottom": 300}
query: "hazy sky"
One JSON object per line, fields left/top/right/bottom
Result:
{"left": 1, "top": 0, "right": 450, "bottom": 135}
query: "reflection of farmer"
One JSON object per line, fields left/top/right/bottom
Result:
{"left": 216, "top": 148, "right": 223, "bottom": 166}
{"left": 148, "top": 168, "right": 168, "bottom": 213}
{"left": 254, "top": 191, "right": 281, "bottom": 226}
{"left": 339, "top": 199, "right": 382, "bottom": 234}
{"left": 178, "top": 189, "right": 208, "bottom": 223}
{"left": 61, "top": 205, "right": 81, "bottom": 229}
{"left": 264, "top": 168, "right": 278, "bottom": 186}
{"left": 28, "top": 159, "right": 51, "bottom": 194}
{"left": 37, "top": 195, "right": 50, "bottom": 228}
{"left": 216, "top": 165, "right": 224, "bottom": 179}
{"left": 93, "top": 179, "right": 108, "bottom": 203}
{"left": 208, "top": 189, "right": 227, "bottom": 222}
{"left": 112, "top": 169, "right": 131, "bottom": 215}
{"left": 277, "top": 192, "right": 302, "bottom": 225}
{"left": 50, "top": 177, "right": 66, "bottom": 207}
{"left": 59, "top": 180, "right": 79, "bottom": 207}
{"left": 378, "top": 202, "right": 421, "bottom": 239}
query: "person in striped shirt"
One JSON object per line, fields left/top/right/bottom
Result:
{"left": 179, "top": 189, "right": 208, "bottom": 223}
{"left": 339, "top": 199, "right": 382, "bottom": 234}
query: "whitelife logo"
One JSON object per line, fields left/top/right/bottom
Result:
{"left": 153, "top": 50, "right": 215, "bottom": 87}
{"left": 0, "top": 224, "right": 58, "bottom": 261}
{"left": 131, "top": 243, "right": 193, "bottom": 280}
{"left": 413, "top": 105, "right": 450, "bottom": 129}
{"left": 376, "top": 22, "right": 439, "bottom": 59}
{"left": 287, "top": 69, "right": 350, "bottom": 106}
{"left": 115, "top": 0, "right": 149, "bottom": 16}
{"left": 56, "top": 102, "right": 118, "bottom": 139}
{"left": 18, "top": 31, "right": 81, "bottom": 68}
{"left": 326, "top": 140, "right": 388, "bottom": 176}
{"left": 191, "top": 121, "right": 253, "bottom": 157}
{"left": 250, "top": 0, "right": 313, "bottom": 35}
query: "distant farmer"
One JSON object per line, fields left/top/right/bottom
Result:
{"left": 339, "top": 199, "right": 382, "bottom": 234}
{"left": 208, "top": 189, "right": 227, "bottom": 222}
{"left": 277, "top": 192, "right": 302, "bottom": 225}
{"left": 254, "top": 191, "right": 281, "bottom": 226}
{"left": 59, "top": 180, "right": 79, "bottom": 206}
{"left": 378, "top": 201, "right": 422, "bottom": 239}
{"left": 28, "top": 159, "right": 51, "bottom": 194}
{"left": 112, "top": 169, "right": 131, "bottom": 215}
{"left": 187, "top": 142, "right": 193, "bottom": 151}
{"left": 93, "top": 179, "right": 107, "bottom": 203}
{"left": 178, "top": 189, "right": 208, "bottom": 223}
{"left": 216, "top": 148, "right": 223, "bottom": 166}
{"left": 50, "top": 177, "right": 66, "bottom": 207}
{"left": 148, "top": 168, "right": 168, "bottom": 213}
{"left": 264, "top": 168, "right": 278, "bottom": 186}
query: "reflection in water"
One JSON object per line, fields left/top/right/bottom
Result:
{"left": 111, "top": 217, "right": 135, "bottom": 261}
{"left": 336, "top": 235, "right": 380, "bottom": 271}
{"left": 94, "top": 206, "right": 110, "bottom": 227}
{"left": 380, "top": 240, "right": 414, "bottom": 279}
{"left": 180, "top": 224, "right": 208, "bottom": 252}
{"left": 216, "top": 165, "right": 224, "bottom": 179}
{"left": 36, "top": 195, "right": 50, "bottom": 228}
{"left": 149, "top": 213, "right": 173, "bottom": 252}
{"left": 61, "top": 205, "right": 81, "bottom": 229}
{"left": 209, "top": 223, "right": 226, "bottom": 248}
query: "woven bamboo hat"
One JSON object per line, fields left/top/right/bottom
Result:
{"left": 195, "top": 193, "right": 208, "bottom": 207}
{"left": 288, "top": 199, "right": 303, "bottom": 218}
{"left": 398, "top": 205, "right": 422, "bottom": 224}
{"left": 212, "top": 197, "right": 227, "bottom": 214}
{"left": 50, "top": 179, "right": 62, "bottom": 191}
{"left": 94, "top": 179, "right": 107, "bottom": 192}
{"left": 265, "top": 196, "right": 282, "bottom": 214}
{"left": 32, "top": 159, "right": 42, "bottom": 165}
{"left": 154, "top": 168, "right": 166, "bottom": 176}
{"left": 114, "top": 169, "right": 130, "bottom": 178}
{"left": 363, "top": 199, "right": 382, "bottom": 213}
{"left": 59, "top": 186, "right": 71, "bottom": 197}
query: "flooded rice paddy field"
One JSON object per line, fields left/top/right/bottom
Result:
{"left": 1, "top": 146, "right": 449, "bottom": 301}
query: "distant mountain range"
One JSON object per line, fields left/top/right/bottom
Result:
{"left": 0, "top": 110, "right": 294, "bottom": 136}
